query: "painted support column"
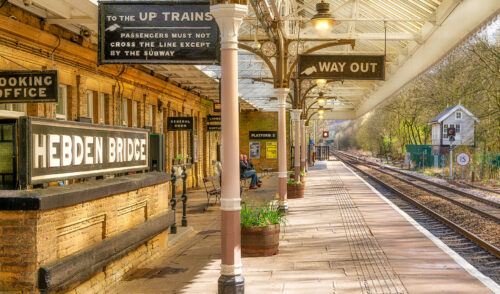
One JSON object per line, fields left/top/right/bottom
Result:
{"left": 210, "top": 4, "right": 248, "bottom": 294}
{"left": 290, "top": 110, "right": 302, "bottom": 182}
{"left": 275, "top": 88, "right": 290, "bottom": 211}
{"left": 300, "top": 119, "right": 307, "bottom": 172}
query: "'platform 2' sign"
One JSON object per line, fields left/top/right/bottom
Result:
{"left": 298, "top": 55, "right": 385, "bottom": 80}
{"left": 98, "top": 1, "right": 219, "bottom": 64}
{"left": 249, "top": 131, "right": 277, "bottom": 140}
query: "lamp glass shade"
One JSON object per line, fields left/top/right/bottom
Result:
{"left": 317, "top": 98, "right": 326, "bottom": 106}
{"left": 318, "top": 109, "right": 325, "bottom": 115}
{"left": 316, "top": 79, "right": 327, "bottom": 88}
{"left": 312, "top": 18, "right": 334, "bottom": 36}
{"left": 311, "top": 1, "right": 339, "bottom": 37}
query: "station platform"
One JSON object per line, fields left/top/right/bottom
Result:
{"left": 110, "top": 160, "right": 497, "bottom": 294}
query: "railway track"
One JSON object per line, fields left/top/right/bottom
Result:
{"left": 333, "top": 151, "right": 500, "bottom": 260}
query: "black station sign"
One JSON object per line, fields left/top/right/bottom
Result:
{"left": 18, "top": 117, "right": 149, "bottom": 186}
{"left": 213, "top": 103, "right": 221, "bottom": 113}
{"left": 207, "top": 125, "right": 220, "bottom": 132}
{"left": 249, "top": 131, "right": 277, "bottom": 140}
{"left": 0, "top": 70, "right": 58, "bottom": 103}
{"left": 207, "top": 115, "right": 220, "bottom": 123}
{"left": 98, "top": 1, "right": 219, "bottom": 64}
{"left": 167, "top": 117, "right": 193, "bottom": 131}
{"left": 298, "top": 55, "right": 385, "bottom": 80}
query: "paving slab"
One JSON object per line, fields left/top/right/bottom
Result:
{"left": 110, "top": 162, "right": 497, "bottom": 294}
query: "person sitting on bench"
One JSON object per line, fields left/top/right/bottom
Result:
{"left": 240, "top": 154, "right": 262, "bottom": 189}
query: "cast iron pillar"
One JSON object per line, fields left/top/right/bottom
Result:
{"left": 290, "top": 110, "right": 302, "bottom": 182}
{"left": 210, "top": 4, "right": 247, "bottom": 294}
{"left": 170, "top": 167, "right": 177, "bottom": 234}
{"left": 300, "top": 119, "right": 307, "bottom": 172}
{"left": 181, "top": 166, "right": 188, "bottom": 227}
{"left": 275, "top": 88, "right": 290, "bottom": 211}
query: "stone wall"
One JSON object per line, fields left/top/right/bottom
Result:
{"left": 0, "top": 175, "right": 171, "bottom": 293}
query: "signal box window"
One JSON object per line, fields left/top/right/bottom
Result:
{"left": 456, "top": 112, "right": 462, "bottom": 119}
{"left": 443, "top": 124, "right": 448, "bottom": 138}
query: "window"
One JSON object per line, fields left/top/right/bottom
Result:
{"left": 147, "top": 104, "right": 153, "bottom": 126}
{"left": 456, "top": 112, "right": 462, "bottom": 119}
{"left": 99, "top": 93, "right": 105, "bottom": 124}
{"left": 122, "top": 98, "right": 128, "bottom": 126}
{"left": 443, "top": 124, "right": 448, "bottom": 138}
{"left": 86, "top": 90, "right": 93, "bottom": 120}
{"left": 56, "top": 85, "right": 67, "bottom": 120}
{"left": 456, "top": 124, "right": 461, "bottom": 133}
{"left": 159, "top": 108, "right": 163, "bottom": 133}
{"left": 0, "top": 103, "right": 26, "bottom": 118}
{"left": 132, "top": 101, "right": 138, "bottom": 127}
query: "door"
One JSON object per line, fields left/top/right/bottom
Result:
{"left": 0, "top": 120, "right": 16, "bottom": 189}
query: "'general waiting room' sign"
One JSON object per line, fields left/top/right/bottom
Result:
{"left": 98, "top": 1, "right": 219, "bottom": 64}
{"left": 18, "top": 117, "right": 149, "bottom": 185}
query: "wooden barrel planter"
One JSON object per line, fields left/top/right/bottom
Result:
{"left": 287, "top": 182, "right": 305, "bottom": 198}
{"left": 300, "top": 175, "right": 306, "bottom": 183}
{"left": 241, "top": 224, "right": 280, "bottom": 257}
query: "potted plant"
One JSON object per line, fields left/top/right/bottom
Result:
{"left": 299, "top": 170, "right": 306, "bottom": 183}
{"left": 287, "top": 179, "right": 305, "bottom": 198}
{"left": 173, "top": 154, "right": 184, "bottom": 165}
{"left": 241, "top": 201, "right": 285, "bottom": 257}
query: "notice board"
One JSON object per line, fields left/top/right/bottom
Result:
{"left": 98, "top": 1, "right": 219, "bottom": 64}
{"left": 266, "top": 142, "right": 277, "bottom": 159}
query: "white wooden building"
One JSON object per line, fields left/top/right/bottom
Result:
{"left": 429, "top": 103, "right": 479, "bottom": 147}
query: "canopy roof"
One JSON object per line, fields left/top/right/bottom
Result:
{"left": 8, "top": 0, "right": 499, "bottom": 118}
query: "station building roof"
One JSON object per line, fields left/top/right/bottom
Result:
{"left": 6, "top": 0, "right": 500, "bottom": 118}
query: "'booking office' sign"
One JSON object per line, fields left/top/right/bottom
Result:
{"left": 18, "top": 117, "right": 149, "bottom": 185}
{"left": 0, "top": 70, "right": 58, "bottom": 103}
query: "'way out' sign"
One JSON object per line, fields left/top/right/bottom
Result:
{"left": 298, "top": 55, "right": 385, "bottom": 80}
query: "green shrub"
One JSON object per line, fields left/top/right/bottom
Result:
{"left": 287, "top": 179, "right": 301, "bottom": 184}
{"left": 299, "top": 170, "right": 306, "bottom": 176}
{"left": 241, "top": 201, "right": 286, "bottom": 227}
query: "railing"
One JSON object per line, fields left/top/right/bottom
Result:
{"left": 170, "top": 165, "right": 189, "bottom": 234}
{"left": 316, "top": 146, "right": 329, "bottom": 161}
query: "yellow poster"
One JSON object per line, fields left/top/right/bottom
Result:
{"left": 266, "top": 142, "right": 277, "bottom": 159}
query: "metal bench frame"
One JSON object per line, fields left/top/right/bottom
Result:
{"left": 202, "top": 175, "right": 221, "bottom": 210}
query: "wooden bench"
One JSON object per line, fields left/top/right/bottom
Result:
{"left": 202, "top": 176, "right": 221, "bottom": 210}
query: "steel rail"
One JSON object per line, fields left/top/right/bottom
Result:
{"left": 371, "top": 167, "right": 500, "bottom": 223}
{"left": 333, "top": 152, "right": 500, "bottom": 259}
{"left": 339, "top": 151, "right": 500, "bottom": 209}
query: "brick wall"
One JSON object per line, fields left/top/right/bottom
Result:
{"left": 0, "top": 181, "right": 170, "bottom": 293}
{"left": 239, "top": 111, "right": 279, "bottom": 172}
